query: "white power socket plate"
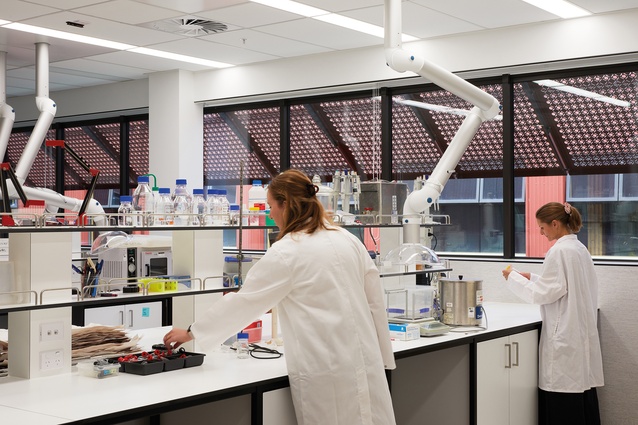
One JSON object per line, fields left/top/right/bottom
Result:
{"left": 40, "top": 349, "right": 63, "bottom": 371}
{"left": 40, "top": 321, "right": 64, "bottom": 342}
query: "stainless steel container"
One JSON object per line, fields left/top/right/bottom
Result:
{"left": 439, "top": 277, "right": 483, "bottom": 326}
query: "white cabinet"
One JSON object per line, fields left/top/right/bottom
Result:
{"left": 84, "top": 301, "right": 162, "bottom": 330}
{"left": 477, "top": 329, "right": 538, "bottom": 425}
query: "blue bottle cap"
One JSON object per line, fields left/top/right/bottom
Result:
{"left": 237, "top": 332, "right": 249, "bottom": 339}
{"left": 229, "top": 204, "right": 240, "bottom": 211}
{"left": 193, "top": 188, "right": 204, "bottom": 195}
{"left": 176, "top": 179, "right": 187, "bottom": 185}
{"left": 219, "top": 189, "right": 227, "bottom": 195}
{"left": 137, "top": 175, "right": 149, "bottom": 183}
{"left": 252, "top": 180, "right": 262, "bottom": 186}
{"left": 120, "top": 195, "right": 132, "bottom": 202}
{"left": 159, "top": 188, "right": 170, "bottom": 194}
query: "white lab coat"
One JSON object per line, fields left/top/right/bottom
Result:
{"left": 191, "top": 226, "right": 396, "bottom": 425}
{"left": 507, "top": 234, "right": 604, "bottom": 393}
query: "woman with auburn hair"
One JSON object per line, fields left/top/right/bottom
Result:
{"left": 502, "top": 202, "right": 604, "bottom": 425}
{"left": 164, "top": 169, "right": 396, "bottom": 425}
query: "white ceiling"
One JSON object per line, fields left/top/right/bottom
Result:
{"left": 1, "top": 0, "right": 638, "bottom": 98}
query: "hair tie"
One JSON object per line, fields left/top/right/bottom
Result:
{"left": 564, "top": 202, "right": 572, "bottom": 216}
{"left": 306, "top": 184, "right": 318, "bottom": 197}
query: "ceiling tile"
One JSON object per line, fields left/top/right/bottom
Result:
{"left": 149, "top": 38, "right": 278, "bottom": 65}
{"left": 0, "top": 0, "right": 60, "bottom": 21}
{"left": 52, "top": 58, "right": 155, "bottom": 80}
{"left": 73, "top": 0, "right": 182, "bottom": 25}
{"left": 571, "top": 0, "right": 638, "bottom": 13}
{"left": 132, "top": 0, "right": 245, "bottom": 14}
{"left": 201, "top": 29, "right": 331, "bottom": 58}
{"left": 256, "top": 18, "right": 381, "bottom": 50}
{"left": 84, "top": 50, "right": 217, "bottom": 72}
{"left": 410, "top": 0, "right": 558, "bottom": 29}
{"left": 21, "top": 0, "right": 107, "bottom": 9}
{"left": 22, "top": 11, "right": 184, "bottom": 46}
{"left": 197, "top": 3, "right": 302, "bottom": 28}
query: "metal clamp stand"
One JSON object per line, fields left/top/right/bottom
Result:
{"left": 45, "top": 140, "right": 100, "bottom": 225}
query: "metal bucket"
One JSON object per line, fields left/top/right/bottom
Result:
{"left": 439, "top": 277, "right": 483, "bottom": 326}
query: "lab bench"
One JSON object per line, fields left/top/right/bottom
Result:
{"left": 0, "top": 302, "right": 541, "bottom": 425}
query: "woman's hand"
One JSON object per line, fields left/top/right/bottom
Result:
{"left": 163, "top": 327, "right": 193, "bottom": 349}
{"left": 502, "top": 266, "right": 531, "bottom": 281}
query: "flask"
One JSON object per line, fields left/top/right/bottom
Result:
{"left": 206, "top": 189, "right": 219, "bottom": 225}
{"left": 155, "top": 188, "right": 174, "bottom": 225}
{"left": 191, "top": 189, "right": 207, "bottom": 226}
{"left": 173, "top": 179, "right": 191, "bottom": 226}
{"left": 236, "top": 332, "right": 249, "bottom": 359}
{"left": 218, "top": 189, "right": 230, "bottom": 225}
{"left": 117, "top": 195, "right": 133, "bottom": 227}
{"left": 132, "top": 175, "right": 152, "bottom": 226}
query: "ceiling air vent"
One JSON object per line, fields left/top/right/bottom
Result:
{"left": 148, "top": 17, "right": 228, "bottom": 37}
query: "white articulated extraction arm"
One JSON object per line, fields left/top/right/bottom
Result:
{"left": 0, "top": 51, "right": 15, "bottom": 163}
{"left": 2, "top": 42, "right": 104, "bottom": 218}
{"left": 384, "top": 0, "right": 500, "bottom": 245}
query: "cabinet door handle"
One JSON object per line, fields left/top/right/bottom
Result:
{"left": 119, "top": 310, "right": 124, "bottom": 326}
{"left": 129, "top": 310, "right": 134, "bottom": 328}
{"left": 505, "top": 343, "right": 512, "bottom": 369}
{"left": 512, "top": 342, "right": 519, "bottom": 367}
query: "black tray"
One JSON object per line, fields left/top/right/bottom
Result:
{"left": 112, "top": 351, "right": 205, "bottom": 376}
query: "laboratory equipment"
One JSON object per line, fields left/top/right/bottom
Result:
{"left": 117, "top": 196, "right": 133, "bottom": 227}
{"left": 218, "top": 189, "right": 230, "bottom": 225}
{"left": 154, "top": 188, "right": 174, "bottom": 226}
{"left": 191, "top": 188, "right": 206, "bottom": 226}
{"left": 438, "top": 277, "right": 483, "bottom": 326}
{"left": 386, "top": 285, "right": 435, "bottom": 321}
{"left": 132, "top": 175, "right": 152, "bottom": 226}
{"left": 236, "top": 333, "right": 249, "bottom": 359}
{"left": 173, "top": 179, "right": 191, "bottom": 226}
{"left": 384, "top": 0, "right": 500, "bottom": 251}
{"left": 359, "top": 181, "right": 408, "bottom": 224}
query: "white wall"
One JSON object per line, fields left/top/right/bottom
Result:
{"left": 450, "top": 259, "right": 638, "bottom": 424}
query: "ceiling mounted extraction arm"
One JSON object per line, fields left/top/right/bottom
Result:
{"left": 384, "top": 0, "right": 500, "bottom": 245}
{"left": 1, "top": 42, "right": 105, "bottom": 222}
{"left": 0, "top": 51, "right": 15, "bottom": 162}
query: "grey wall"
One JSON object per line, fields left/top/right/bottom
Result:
{"left": 450, "top": 259, "right": 638, "bottom": 425}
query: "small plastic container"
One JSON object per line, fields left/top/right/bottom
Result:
{"left": 236, "top": 332, "right": 249, "bottom": 359}
{"left": 77, "top": 360, "right": 120, "bottom": 379}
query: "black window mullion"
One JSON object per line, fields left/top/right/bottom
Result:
{"left": 502, "top": 74, "right": 515, "bottom": 259}
{"left": 120, "top": 116, "right": 130, "bottom": 196}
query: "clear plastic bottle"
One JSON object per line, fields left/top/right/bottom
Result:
{"left": 206, "top": 189, "right": 220, "bottom": 225}
{"left": 229, "top": 204, "right": 240, "bottom": 226}
{"left": 249, "top": 206, "right": 260, "bottom": 226}
{"left": 191, "top": 188, "right": 207, "bottom": 226}
{"left": 132, "top": 175, "right": 152, "bottom": 226}
{"left": 218, "top": 189, "right": 230, "bottom": 225}
{"left": 155, "top": 188, "right": 174, "bottom": 226}
{"left": 248, "top": 180, "right": 267, "bottom": 225}
{"left": 117, "top": 195, "right": 133, "bottom": 227}
{"left": 173, "top": 179, "right": 191, "bottom": 226}
{"left": 391, "top": 195, "right": 399, "bottom": 224}
{"left": 236, "top": 332, "right": 249, "bottom": 359}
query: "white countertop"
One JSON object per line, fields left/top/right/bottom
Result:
{"left": 0, "top": 302, "right": 541, "bottom": 424}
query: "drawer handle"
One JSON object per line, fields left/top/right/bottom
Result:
{"left": 505, "top": 343, "right": 512, "bottom": 369}
{"left": 512, "top": 342, "right": 519, "bottom": 367}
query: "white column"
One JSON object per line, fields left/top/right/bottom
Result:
{"left": 148, "top": 69, "right": 204, "bottom": 190}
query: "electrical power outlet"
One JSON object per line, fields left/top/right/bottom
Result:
{"left": 40, "top": 321, "right": 64, "bottom": 342}
{"left": 40, "top": 349, "right": 63, "bottom": 371}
